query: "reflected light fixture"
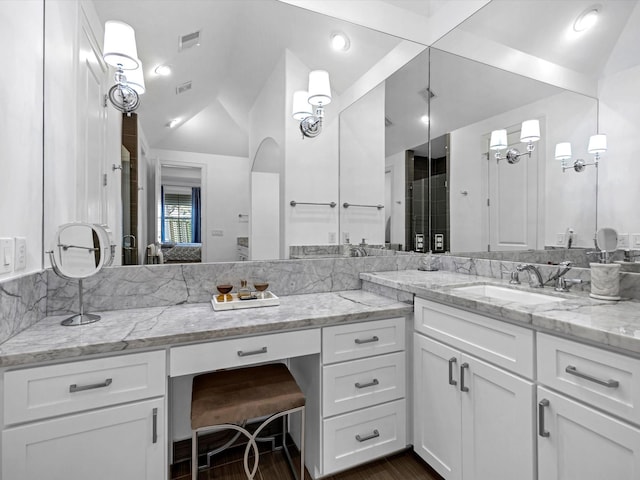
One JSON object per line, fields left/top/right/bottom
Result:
{"left": 489, "top": 119, "right": 540, "bottom": 164}
{"left": 330, "top": 32, "right": 350, "bottom": 52}
{"left": 103, "top": 21, "right": 144, "bottom": 114}
{"left": 166, "top": 118, "right": 181, "bottom": 129}
{"left": 292, "top": 70, "right": 332, "bottom": 138}
{"left": 555, "top": 134, "right": 607, "bottom": 172}
{"left": 574, "top": 6, "right": 600, "bottom": 32}
{"left": 420, "top": 115, "right": 430, "bottom": 125}
{"left": 154, "top": 64, "right": 172, "bottom": 76}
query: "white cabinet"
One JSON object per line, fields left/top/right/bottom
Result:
{"left": 537, "top": 334, "right": 640, "bottom": 479}
{"left": 2, "top": 351, "right": 166, "bottom": 480}
{"left": 413, "top": 298, "right": 535, "bottom": 480}
{"left": 291, "top": 317, "right": 407, "bottom": 479}
{"left": 537, "top": 387, "right": 640, "bottom": 480}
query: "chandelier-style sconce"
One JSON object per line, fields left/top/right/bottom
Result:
{"left": 103, "top": 21, "right": 145, "bottom": 114}
{"left": 555, "top": 134, "right": 607, "bottom": 172}
{"left": 292, "top": 70, "right": 332, "bottom": 138}
{"left": 489, "top": 119, "right": 541, "bottom": 164}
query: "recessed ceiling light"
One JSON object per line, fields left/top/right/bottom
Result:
{"left": 330, "top": 32, "right": 350, "bottom": 52}
{"left": 154, "top": 64, "right": 172, "bottom": 76}
{"left": 573, "top": 6, "right": 600, "bottom": 32}
{"left": 166, "top": 118, "right": 181, "bottom": 128}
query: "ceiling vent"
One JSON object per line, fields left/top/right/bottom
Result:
{"left": 418, "top": 87, "right": 435, "bottom": 103}
{"left": 385, "top": 116, "right": 393, "bottom": 127}
{"left": 176, "top": 81, "right": 193, "bottom": 95}
{"left": 179, "top": 30, "right": 201, "bottom": 51}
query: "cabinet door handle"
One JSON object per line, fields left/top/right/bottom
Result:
{"left": 565, "top": 365, "right": 620, "bottom": 388}
{"left": 538, "top": 399, "right": 550, "bottom": 437}
{"left": 448, "top": 357, "right": 458, "bottom": 386}
{"left": 355, "top": 379, "right": 379, "bottom": 389}
{"left": 237, "top": 346, "right": 267, "bottom": 357}
{"left": 460, "top": 363, "right": 469, "bottom": 392}
{"left": 354, "top": 336, "right": 379, "bottom": 345}
{"left": 152, "top": 407, "right": 158, "bottom": 443}
{"left": 355, "top": 429, "right": 380, "bottom": 443}
{"left": 69, "top": 378, "right": 113, "bottom": 393}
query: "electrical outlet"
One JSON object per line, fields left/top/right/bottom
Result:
{"left": 211, "top": 230, "right": 224, "bottom": 237}
{"left": 14, "top": 237, "right": 26, "bottom": 271}
{"left": 556, "top": 233, "right": 565, "bottom": 245}
{"left": 618, "top": 233, "right": 630, "bottom": 249}
{"left": 328, "top": 232, "right": 336, "bottom": 243}
{"left": 0, "top": 238, "right": 14, "bottom": 275}
{"left": 632, "top": 234, "right": 640, "bottom": 248}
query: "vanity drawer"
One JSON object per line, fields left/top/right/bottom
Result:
{"left": 323, "top": 352, "right": 405, "bottom": 417}
{"left": 323, "top": 399, "right": 406, "bottom": 475}
{"left": 4, "top": 350, "right": 166, "bottom": 425}
{"left": 322, "top": 317, "right": 405, "bottom": 364}
{"left": 414, "top": 298, "right": 534, "bottom": 378}
{"left": 538, "top": 333, "right": 640, "bottom": 425}
{"left": 169, "top": 329, "right": 320, "bottom": 376}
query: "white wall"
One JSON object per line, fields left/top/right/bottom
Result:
{"left": 284, "top": 51, "right": 340, "bottom": 251}
{"left": 151, "top": 149, "right": 250, "bottom": 262}
{"left": 385, "top": 150, "right": 406, "bottom": 247}
{"left": 339, "top": 83, "right": 386, "bottom": 245}
{"left": 0, "top": 1, "right": 44, "bottom": 279}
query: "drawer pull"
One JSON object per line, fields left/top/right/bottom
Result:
{"left": 69, "top": 378, "right": 113, "bottom": 393}
{"left": 355, "top": 379, "right": 379, "bottom": 389}
{"left": 152, "top": 408, "right": 158, "bottom": 443}
{"left": 538, "top": 399, "right": 550, "bottom": 437}
{"left": 448, "top": 357, "right": 458, "bottom": 386}
{"left": 460, "top": 363, "right": 469, "bottom": 392}
{"left": 355, "top": 429, "right": 380, "bottom": 443}
{"left": 237, "top": 346, "right": 268, "bottom": 357}
{"left": 565, "top": 365, "right": 620, "bottom": 388}
{"left": 354, "top": 336, "right": 379, "bottom": 345}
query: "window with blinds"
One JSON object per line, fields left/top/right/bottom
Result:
{"left": 164, "top": 192, "right": 193, "bottom": 243}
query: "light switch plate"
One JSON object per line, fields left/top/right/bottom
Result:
{"left": 618, "top": 233, "right": 630, "bottom": 249}
{"left": 632, "top": 234, "right": 640, "bottom": 248}
{"left": 14, "top": 237, "right": 26, "bottom": 271}
{"left": 328, "top": 232, "right": 336, "bottom": 243}
{"left": 556, "top": 233, "right": 565, "bottom": 245}
{"left": 0, "top": 238, "right": 14, "bottom": 275}
{"left": 211, "top": 230, "right": 224, "bottom": 237}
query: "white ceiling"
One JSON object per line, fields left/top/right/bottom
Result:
{"left": 93, "top": 0, "right": 639, "bottom": 159}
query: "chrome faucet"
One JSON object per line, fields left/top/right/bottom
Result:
{"left": 516, "top": 263, "right": 544, "bottom": 288}
{"left": 548, "top": 261, "right": 583, "bottom": 292}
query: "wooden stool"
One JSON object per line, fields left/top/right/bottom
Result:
{"left": 191, "top": 363, "right": 305, "bottom": 480}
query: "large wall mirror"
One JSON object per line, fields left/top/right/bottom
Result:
{"left": 38, "top": 0, "right": 640, "bottom": 271}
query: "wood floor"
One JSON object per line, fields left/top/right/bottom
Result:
{"left": 171, "top": 446, "right": 444, "bottom": 480}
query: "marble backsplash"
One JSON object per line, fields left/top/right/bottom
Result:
{"left": 4, "top": 250, "right": 640, "bottom": 344}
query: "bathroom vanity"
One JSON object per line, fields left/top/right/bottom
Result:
{"left": 3, "top": 270, "right": 640, "bottom": 480}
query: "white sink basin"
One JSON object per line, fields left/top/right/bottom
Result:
{"left": 452, "top": 284, "right": 566, "bottom": 305}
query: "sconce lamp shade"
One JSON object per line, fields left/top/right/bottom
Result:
{"left": 555, "top": 142, "right": 572, "bottom": 160}
{"left": 307, "top": 70, "right": 332, "bottom": 106}
{"left": 588, "top": 134, "right": 607, "bottom": 154}
{"left": 127, "top": 64, "right": 146, "bottom": 95}
{"left": 489, "top": 129, "right": 508, "bottom": 150}
{"left": 520, "top": 119, "right": 540, "bottom": 143}
{"left": 292, "top": 90, "right": 313, "bottom": 120}
{"left": 103, "top": 21, "right": 139, "bottom": 70}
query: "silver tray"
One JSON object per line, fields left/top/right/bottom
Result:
{"left": 211, "top": 291, "right": 280, "bottom": 311}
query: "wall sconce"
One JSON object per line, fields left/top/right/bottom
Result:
{"left": 489, "top": 119, "right": 540, "bottom": 164}
{"left": 555, "top": 134, "right": 607, "bottom": 172}
{"left": 292, "top": 70, "right": 332, "bottom": 138}
{"left": 103, "top": 21, "right": 144, "bottom": 114}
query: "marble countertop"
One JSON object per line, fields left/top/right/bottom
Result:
{"left": 0, "top": 290, "right": 412, "bottom": 368}
{"left": 361, "top": 270, "right": 640, "bottom": 355}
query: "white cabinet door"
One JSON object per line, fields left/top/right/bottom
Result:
{"left": 414, "top": 334, "right": 462, "bottom": 480}
{"left": 3, "top": 398, "right": 165, "bottom": 480}
{"left": 461, "top": 355, "right": 534, "bottom": 480}
{"left": 538, "top": 387, "right": 640, "bottom": 480}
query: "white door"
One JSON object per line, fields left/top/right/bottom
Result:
{"left": 76, "top": 9, "right": 108, "bottom": 224}
{"left": 460, "top": 355, "right": 535, "bottom": 480}
{"left": 3, "top": 398, "right": 165, "bottom": 480}
{"left": 488, "top": 127, "right": 539, "bottom": 251}
{"left": 413, "top": 334, "right": 462, "bottom": 480}
{"left": 538, "top": 387, "right": 640, "bottom": 480}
